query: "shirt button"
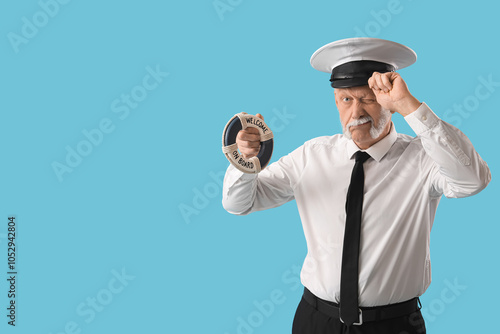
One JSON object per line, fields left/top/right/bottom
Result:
{"left": 422, "top": 115, "right": 427, "bottom": 121}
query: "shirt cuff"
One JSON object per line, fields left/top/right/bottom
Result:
{"left": 226, "top": 164, "right": 258, "bottom": 183}
{"left": 404, "top": 102, "right": 440, "bottom": 136}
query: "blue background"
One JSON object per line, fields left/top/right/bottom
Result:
{"left": 0, "top": 0, "right": 498, "bottom": 333}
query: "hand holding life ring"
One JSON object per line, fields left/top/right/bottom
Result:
{"left": 222, "top": 112, "right": 274, "bottom": 173}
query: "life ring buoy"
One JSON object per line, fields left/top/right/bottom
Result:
{"left": 222, "top": 112, "right": 274, "bottom": 173}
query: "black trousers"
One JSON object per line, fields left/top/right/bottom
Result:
{"left": 292, "top": 296, "right": 426, "bottom": 334}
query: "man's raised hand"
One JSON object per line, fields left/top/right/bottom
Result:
{"left": 368, "top": 72, "right": 421, "bottom": 116}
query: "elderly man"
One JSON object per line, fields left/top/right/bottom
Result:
{"left": 222, "top": 38, "right": 491, "bottom": 334}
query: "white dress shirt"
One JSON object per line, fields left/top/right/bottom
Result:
{"left": 222, "top": 103, "right": 491, "bottom": 307}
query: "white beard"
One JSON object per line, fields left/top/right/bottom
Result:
{"left": 342, "top": 108, "right": 392, "bottom": 140}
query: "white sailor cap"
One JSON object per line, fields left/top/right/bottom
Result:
{"left": 310, "top": 38, "right": 417, "bottom": 88}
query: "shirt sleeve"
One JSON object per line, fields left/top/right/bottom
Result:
{"left": 404, "top": 102, "right": 491, "bottom": 198}
{"left": 222, "top": 144, "right": 306, "bottom": 215}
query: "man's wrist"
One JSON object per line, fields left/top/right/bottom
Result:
{"left": 394, "top": 95, "right": 421, "bottom": 117}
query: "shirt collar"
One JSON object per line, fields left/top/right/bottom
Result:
{"left": 346, "top": 122, "right": 398, "bottom": 162}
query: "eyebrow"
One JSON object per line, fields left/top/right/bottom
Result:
{"left": 337, "top": 92, "right": 376, "bottom": 99}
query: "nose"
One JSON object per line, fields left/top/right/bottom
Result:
{"left": 351, "top": 101, "right": 366, "bottom": 119}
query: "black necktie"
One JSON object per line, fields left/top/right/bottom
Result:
{"left": 340, "top": 151, "right": 371, "bottom": 326}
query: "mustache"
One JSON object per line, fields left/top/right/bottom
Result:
{"left": 345, "top": 116, "right": 373, "bottom": 131}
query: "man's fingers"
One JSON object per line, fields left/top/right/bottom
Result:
{"left": 237, "top": 129, "right": 260, "bottom": 142}
{"left": 369, "top": 72, "right": 393, "bottom": 93}
{"left": 244, "top": 127, "right": 260, "bottom": 134}
{"left": 369, "top": 72, "right": 382, "bottom": 92}
{"left": 236, "top": 127, "right": 261, "bottom": 160}
{"left": 238, "top": 140, "right": 261, "bottom": 149}
{"left": 241, "top": 112, "right": 264, "bottom": 120}
{"left": 235, "top": 113, "right": 266, "bottom": 159}
{"left": 380, "top": 74, "right": 393, "bottom": 91}
{"left": 374, "top": 74, "right": 389, "bottom": 93}
{"left": 368, "top": 76, "right": 374, "bottom": 90}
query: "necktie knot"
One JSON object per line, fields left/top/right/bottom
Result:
{"left": 354, "top": 151, "right": 370, "bottom": 163}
